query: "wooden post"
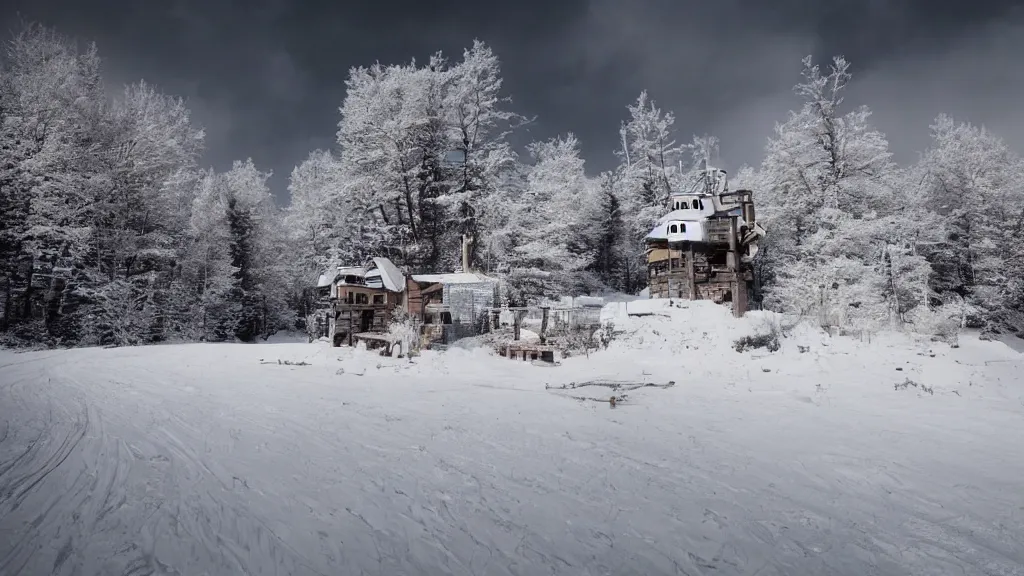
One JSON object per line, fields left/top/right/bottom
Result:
{"left": 347, "top": 309, "right": 354, "bottom": 346}
{"left": 513, "top": 310, "right": 521, "bottom": 341}
{"left": 666, "top": 242, "right": 673, "bottom": 299}
{"left": 540, "top": 307, "right": 549, "bottom": 344}
{"left": 686, "top": 243, "right": 696, "bottom": 300}
{"left": 728, "top": 216, "right": 743, "bottom": 317}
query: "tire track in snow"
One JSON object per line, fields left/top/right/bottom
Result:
{"left": 3, "top": 343, "right": 1024, "bottom": 575}
{"left": 0, "top": 367, "right": 90, "bottom": 575}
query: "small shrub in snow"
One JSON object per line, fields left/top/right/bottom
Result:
{"left": 554, "top": 322, "right": 616, "bottom": 358}
{"left": 386, "top": 309, "right": 420, "bottom": 358}
{"left": 733, "top": 332, "right": 781, "bottom": 353}
{"left": 555, "top": 326, "right": 600, "bottom": 358}
{"left": 596, "top": 322, "right": 616, "bottom": 349}
{"left": 894, "top": 378, "right": 934, "bottom": 395}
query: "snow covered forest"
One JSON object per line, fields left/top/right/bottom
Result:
{"left": 2, "top": 23, "right": 1023, "bottom": 348}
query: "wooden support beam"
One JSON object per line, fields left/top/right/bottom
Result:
{"left": 728, "top": 216, "right": 745, "bottom": 317}
{"left": 667, "top": 242, "right": 674, "bottom": 298}
{"left": 686, "top": 243, "right": 696, "bottom": 300}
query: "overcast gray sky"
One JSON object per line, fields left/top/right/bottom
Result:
{"left": 4, "top": 0, "right": 1023, "bottom": 202}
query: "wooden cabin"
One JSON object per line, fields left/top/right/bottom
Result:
{"left": 320, "top": 257, "right": 406, "bottom": 347}
{"left": 311, "top": 236, "right": 500, "bottom": 348}
{"left": 405, "top": 272, "right": 499, "bottom": 347}
{"left": 644, "top": 169, "right": 764, "bottom": 317}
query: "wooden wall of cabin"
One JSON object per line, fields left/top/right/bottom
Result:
{"left": 405, "top": 278, "right": 423, "bottom": 318}
{"left": 647, "top": 243, "right": 753, "bottom": 313}
{"left": 336, "top": 285, "right": 389, "bottom": 305}
{"left": 330, "top": 285, "right": 403, "bottom": 346}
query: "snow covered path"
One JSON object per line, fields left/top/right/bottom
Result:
{"left": 2, "top": 318, "right": 1024, "bottom": 574}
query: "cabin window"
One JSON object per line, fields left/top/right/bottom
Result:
{"left": 669, "top": 224, "right": 678, "bottom": 234}
{"left": 373, "top": 294, "right": 384, "bottom": 305}
{"left": 680, "top": 222, "right": 686, "bottom": 232}
{"left": 692, "top": 199, "right": 699, "bottom": 209}
{"left": 356, "top": 293, "right": 368, "bottom": 304}
{"left": 698, "top": 199, "right": 704, "bottom": 210}
{"left": 346, "top": 292, "right": 354, "bottom": 304}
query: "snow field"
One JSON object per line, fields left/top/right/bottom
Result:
{"left": 1, "top": 299, "right": 1022, "bottom": 575}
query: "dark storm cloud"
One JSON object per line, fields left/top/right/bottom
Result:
{"left": 846, "top": 15, "right": 1024, "bottom": 164}
{"left": 3, "top": 0, "right": 1022, "bottom": 200}
{"left": 549, "top": 0, "right": 1024, "bottom": 172}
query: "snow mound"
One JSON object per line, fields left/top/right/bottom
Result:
{"left": 599, "top": 299, "right": 823, "bottom": 355}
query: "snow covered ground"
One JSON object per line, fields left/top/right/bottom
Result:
{"left": 1, "top": 300, "right": 1023, "bottom": 575}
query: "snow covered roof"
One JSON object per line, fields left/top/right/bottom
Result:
{"left": 370, "top": 257, "right": 405, "bottom": 292}
{"left": 646, "top": 222, "right": 671, "bottom": 241}
{"left": 574, "top": 296, "right": 606, "bottom": 308}
{"left": 325, "top": 258, "right": 406, "bottom": 292}
{"left": 410, "top": 272, "right": 496, "bottom": 285}
{"left": 336, "top": 266, "right": 366, "bottom": 278}
{"left": 541, "top": 295, "right": 606, "bottom": 309}
{"left": 647, "top": 210, "right": 708, "bottom": 240}
{"left": 658, "top": 209, "right": 701, "bottom": 224}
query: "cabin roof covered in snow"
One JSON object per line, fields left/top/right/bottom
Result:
{"left": 658, "top": 209, "right": 699, "bottom": 225}
{"left": 646, "top": 221, "right": 675, "bottom": 241}
{"left": 321, "top": 258, "right": 406, "bottom": 292}
{"left": 369, "top": 257, "right": 405, "bottom": 292}
{"left": 410, "top": 272, "right": 496, "bottom": 285}
{"left": 336, "top": 266, "right": 366, "bottom": 278}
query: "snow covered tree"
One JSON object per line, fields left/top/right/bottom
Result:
{"left": 915, "top": 114, "right": 1024, "bottom": 333}
{"left": 337, "top": 61, "right": 425, "bottom": 264}
{"left": 612, "top": 91, "right": 687, "bottom": 293}
{"left": 77, "top": 81, "right": 205, "bottom": 345}
{"left": 755, "top": 55, "right": 921, "bottom": 332}
{"left": 443, "top": 41, "right": 522, "bottom": 269}
{"left": 179, "top": 170, "right": 241, "bottom": 341}
{"left": 501, "top": 134, "right": 594, "bottom": 302}
{"left": 0, "top": 23, "right": 213, "bottom": 347}
{"left": 586, "top": 171, "right": 629, "bottom": 290}
{"left": 336, "top": 41, "right": 522, "bottom": 273}
{"left": 617, "top": 91, "right": 684, "bottom": 231}
{"left": 0, "top": 24, "right": 108, "bottom": 343}
{"left": 171, "top": 161, "right": 291, "bottom": 343}
{"left": 285, "top": 149, "right": 344, "bottom": 279}
{"left": 219, "top": 160, "right": 290, "bottom": 341}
